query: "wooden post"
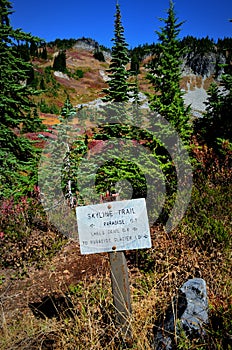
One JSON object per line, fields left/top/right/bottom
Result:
{"left": 76, "top": 192, "right": 151, "bottom": 343}
{"left": 109, "top": 250, "right": 132, "bottom": 337}
{"left": 103, "top": 192, "right": 132, "bottom": 338}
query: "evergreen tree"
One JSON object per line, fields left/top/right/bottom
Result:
{"left": 147, "top": 0, "right": 191, "bottom": 142}
{"left": 130, "top": 52, "right": 140, "bottom": 74}
{"left": 60, "top": 96, "right": 76, "bottom": 119}
{"left": 93, "top": 45, "right": 105, "bottom": 62}
{"left": 40, "top": 46, "right": 48, "bottom": 60}
{"left": 18, "top": 42, "right": 30, "bottom": 61}
{"left": 103, "top": 3, "right": 130, "bottom": 102}
{"left": 26, "top": 66, "right": 35, "bottom": 86}
{"left": 195, "top": 76, "right": 232, "bottom": 149}
{"left": 40, "top": 77, "right": 46, "bottom": 90}
{"left": 53, "top": 50, "right": 66, "bottom": 73}
{"left": 30, "top": 40, "right": 38, "bottom": 57}
{"left": 22, "top": 108, "right": 42, "bottom": 133}
{"left": 0, "top": 0, "right": 43, "bottom": 198}
{"left": 195, "top": 20, "right": 232, "bottom": 150}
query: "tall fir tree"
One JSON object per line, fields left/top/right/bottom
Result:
{"left": 53, "top": 50, "right": 67, "bottom": 73}
{"left": 96, "top": 3, "right": 144, "bottom": 197}
{"left": 195, "top": 20, "right": 232, "bottom": 150}
{"left": 147, "top": 0, "right": 191, "bottom": 142}
{"left": 195, "top": 74, "right": 232, "bottom": 149}
{"left": 40, "top": 46, "right": 48, "bottom": 60}
{"left": 60, "top": 96, "right": 76, "bottom": 119}
{"left": 103, "top": 3, "right": 130, "bottom": 102}
{"left": 0, "top": 0, "right": 43, "bottom": 198}
{"left": 130, "top": 52, "right": 140, "bottom": 75}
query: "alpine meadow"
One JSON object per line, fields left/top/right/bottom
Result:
{"left": 0, "top": 1, "right": 231, "bottom": 349}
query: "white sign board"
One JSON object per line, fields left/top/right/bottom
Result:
{"left": 76, "top": 198, "right": 151, "bottom": 254}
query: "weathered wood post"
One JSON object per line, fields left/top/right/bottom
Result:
{"left": 76, "top": 196, "right": 151, "bottom": 341}
{"left": 103, "top": 192, "right": 132, "bottom": 337}
{"left": 109, "top": 249, "right": 132, "bottom": 336}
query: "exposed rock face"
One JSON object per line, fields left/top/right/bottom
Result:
{"left": 182, "top": 52, "right": 226, "bottom": 78}
{"left": 74, "top": 38, "right": 99, "bottom": 51}
{"left": 76, "top": 92, "right": 150, "bottom": 110}
{"left": 74, "top": 38, "right": 112, "bottom": 60}
{"left": 153, "top": 278, "right": 208, "bottom": 349}
{"left": 99, "top": 69, "right": 110, "bottom": 82}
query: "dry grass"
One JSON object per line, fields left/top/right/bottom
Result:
{"left": 32, "top": 46, "right": 109, "bottom": 110}
{"left": 1, "top": 45, "right": 231, "bottom": 349}
{"left": 0, "top": 222, "right": 231, "bottom": 349}
{"left": 40, "top": 113, "right": 60, "bottom": 126}
{"left": 0, "top": 145, "right": 231, "bottom": 348}
{"left": 203, "top": 76, "right": 216, "bottom": 91}
{"left": 180, "top": 75, "right": 204, "bottom": 91}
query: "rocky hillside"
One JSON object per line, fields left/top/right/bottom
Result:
{"left": 31, "top": 37, "right": 231, "bottom": 119}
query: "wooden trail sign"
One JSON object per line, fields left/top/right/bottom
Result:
{"left": 76, "top": 197, "right": 151, "bottom": 339}
{"left": 76, "top": 198, "right": 151, "bottom": 254}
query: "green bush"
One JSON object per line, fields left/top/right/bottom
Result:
{"left": 179, "top": 178, "right": 231, "bottom": 251}
{"left": 74, "top": 69, "right": 84, "bottom": 79}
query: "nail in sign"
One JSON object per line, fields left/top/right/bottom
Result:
{"left": 76, "top": 198, "right": 151, "bottom": 254}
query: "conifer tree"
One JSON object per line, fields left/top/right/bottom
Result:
{"left": 147, "top": 0, "right": 191, "bottom": 142}
{"left": 53, "top": 50, "right": 67, "bottom": 73}
{"left": 60, "top": 96, "right": 76, "bottom": 119}
{"left": 95, "top": 4, "right": 140, "bottom": 197}
{"left": 103, "top": 3, "right": 130, "bottom": 102}
{"left": 195, "top": 74, "right": 232, "bottom": 149}
{"left": 195, "top": 20, "right": 232, "bottom": 150}
{"left": 0, "top": 0, "right": 43, "bottom": 198}
{"left": 93, "top": 45, "right": 105, "bottom": 62}
{"left": 130, "top": 52, "right": 140, "bottom": 75}
{"left": 40, "top": 46, "right": 48, "bottom": 60}
{"left": 30, "top": 40, "right": 38, "bottom": 57}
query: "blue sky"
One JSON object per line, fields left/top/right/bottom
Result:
{"left": 10, "top": 0, "right": 232, "bottom": 48}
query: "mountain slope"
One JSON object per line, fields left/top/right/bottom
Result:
{"left": 30, "top": 38, "right": 231, "bottom": 119}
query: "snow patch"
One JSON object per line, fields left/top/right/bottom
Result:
{"left": 99, "top": 70, "right": 110, "bottom": 82}
{"left": 76, "top": 98, "right": 107, "bottom": 110}
{"left": 54, "top": 71, "right": 70, "bottom": 80}
{"left": 183, "top": 87, "right": 208, "bottom": 112}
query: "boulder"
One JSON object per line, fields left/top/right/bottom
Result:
{"left": 153, "top": 278, "right": 208, "bottom": 349}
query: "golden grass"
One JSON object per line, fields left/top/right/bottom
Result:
{"left": 203, "top": 76, "right": 216, "bottom": 91}
{"left": 0, "top": 225, "right": 231, "bottom": 349}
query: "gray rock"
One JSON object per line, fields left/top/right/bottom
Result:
{"left": 73, "top": 38, "right": 112, "bottom": 60}
{"left": 182, "top": 52, "right": 226, "bottom": 78}
{"left": 179, "top": 278, "right": 208, "bottom": 336}
{"left": 74, "top": 38, "right": 99, "bottom": 51}
{"left": 153, "top": 278, "right": 208, "bottom": 349}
